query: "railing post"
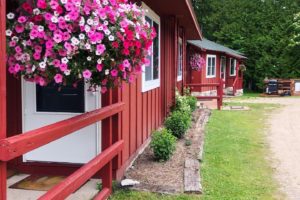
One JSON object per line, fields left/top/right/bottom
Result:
{"left": 0, "top": 0, "right": 7, "bottom": 198}
{"left": 101, "top": 89, "right": 113, "bottom": 193}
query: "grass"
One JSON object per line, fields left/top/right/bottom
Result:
{"left": 110, "top": 103, "right": 280, "bottom": 200}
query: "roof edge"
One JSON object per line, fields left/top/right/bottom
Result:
{"left": 185, "top": 0, "right": 203, "bottom": 39}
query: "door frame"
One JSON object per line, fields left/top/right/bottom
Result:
{"left": 220, "top": 56, "right": 226, "bottom": 82}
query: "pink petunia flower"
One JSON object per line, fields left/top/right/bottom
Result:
{"left": 54, "top": 74, "right": 63, "bottom": 83}
{"left": 82, "top": 69, "right": 92, "bottom": 79}
{"left": 18, "top": 16, "right": 27, "bottom": 23}
{"left": 37, "top": 0, "right": 47, "bottom": 9}
{"left": 111, "top": 69, "right": 118, "bottom": 77}
{"left": 59, "top": 63, "right": 68, "bottom": 72}
{"left": 15, "top": 24, "right": 25, "bottom": 33}
{"left": 96, "top": 44, "right": 106, "bottom": 55}
{"left": 96, "top": 64, "right": 103, "bottom": 72}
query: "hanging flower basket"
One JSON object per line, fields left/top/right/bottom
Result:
{"left": 239, "top": 64, "right": 247, "bottom": 72}
{"left": 6, "top": 0, "right": 156, "bottom": 93}
{"left": 189, "top": 53, "right": 205, "bottom": 71}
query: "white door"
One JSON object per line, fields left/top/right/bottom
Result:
{"left": 22, "top": 80, "right": 101, "bottom": 164}
{"left": 220, "top": 57, "right": 226, "bottom": 87}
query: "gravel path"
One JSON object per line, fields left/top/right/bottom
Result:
{"left": 226, "top": 97, "right": 300, "bottom": 200}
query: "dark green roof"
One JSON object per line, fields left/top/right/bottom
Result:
{"left": 188, "top": 39, "right": 246, "bottom": 59}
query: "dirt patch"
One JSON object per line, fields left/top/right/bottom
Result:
{"left": 124, "top": 109, "right": 210, "bottom": 194}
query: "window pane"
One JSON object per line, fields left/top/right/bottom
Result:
{"left": 153, "top": 22, "right": 159, "bottom": 80}
{"left": 212, "top": 58, "right": 215, "bottom": 75}
{"left": 145, "top": 54, "right": 152, "bottom": 81}
{"left": 36, "top": 81, "right": 85, "bottom": 113}
{"left": 178, "top": 42, "right": 183, "bottom": 76}
{"left": 207, "top": 58, "right": 211, "bottom": 75}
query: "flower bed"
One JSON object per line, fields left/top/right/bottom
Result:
{"left": 6, "top": 0, "right": 155, "bottom": 92}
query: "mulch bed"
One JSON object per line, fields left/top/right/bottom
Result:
{"left": 124, "top": 108, "right": 211, "bottom": 194}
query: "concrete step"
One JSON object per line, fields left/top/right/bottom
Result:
{"left": 7, "top": 174, "right": 100, "bottom": 200}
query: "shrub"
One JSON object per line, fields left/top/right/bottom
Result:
{"left": 165, "top": 111, "right": 191, "bottom": 138}
{"left": 186, "top": 95, "right": 197, "bottom": 112}
{"left": 175, "top": 92, "right": 192, "bottom": 114}
{"left": 150, "top": 128, "right": 176, "bottom": 161}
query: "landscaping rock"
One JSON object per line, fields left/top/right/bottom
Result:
{"left": 121, "top": 179, "right": 140, "bottom": 187}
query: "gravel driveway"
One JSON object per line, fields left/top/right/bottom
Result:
{"left": 226, "top": 97, "right": 300, "bottom": 200}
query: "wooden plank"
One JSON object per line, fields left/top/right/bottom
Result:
{"left": 0, "top": 102, "right": 125, "bottom": 161}
{"left": 0, "top": 0, "right": 7, "bottom": 198}
{"left": 151, "top": 89, "right": 155, "bottom": 131}
{"left": 147, "top": 92, "right": 151, "bottom": 137}
{"left": 142, "top": 93, "right": 147, "bottom": 142}
{"left": 39, "top": 141, "right": 124, "bottom": 200}
{"left": 129, "top": 82, "right": 137, "bottom": 154}
{"left": 121, "top": 83, "right": 130, "bottom": 164}
{"left": 136, "top": 76, "right": 142, "bottom": 148}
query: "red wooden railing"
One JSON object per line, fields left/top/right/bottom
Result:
{"left": 232, "top": 77, "right": 238, "bottom": 96}
{"left": 185, "top": 80, "right": 224, "bottom": 110}
{"left": 0, "top": 102, "right": 125, "bottom": 200}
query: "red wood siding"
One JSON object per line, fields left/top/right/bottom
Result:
{"left": 4, "top": 1, "right": 187, "bottom": 182}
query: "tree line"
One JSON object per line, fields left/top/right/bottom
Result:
{"left": 192, "top": 0, "right": 300, "bottom": 90}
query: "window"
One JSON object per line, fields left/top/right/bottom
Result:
{"left": 206, "top": 55, "right": 216, "bottom": 78}
{"left": 142, "top": 3, "right": 160, "bottom": 92}
{"left": 220, "top": 56, "right": 226, "bottom": 79}
{"left": 177, "top": 37, "right": 183, "bottom": 81}
{"left": 230, "top": 58, "right": 237, "bottom": 76}
{"left": 36, "top": 81, "right": 85, "bottom": 113}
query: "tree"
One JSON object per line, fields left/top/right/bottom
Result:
{"left": 192, "top": 0, "right": 300, "bottom": 90}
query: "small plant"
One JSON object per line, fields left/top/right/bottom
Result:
{"left": 150, "top": 128, "right": 176, "bottom": 161}
{"left": 165, "top": 111, "right": 191, "bottom": 138}
{"left": 185, "top": 139, "right": 192, "bottom": 146}
{"left": 175, "top": 91, "right": 192, "bottom": 114}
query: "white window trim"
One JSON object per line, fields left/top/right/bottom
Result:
{"left": 141, "top": 2, "right": 161, "bottom": 92}
{"left": 177, "top": 37, "right": 183, "bottom": 82}
{"left": 206, "top": 54, "right": 216, "bottom": 78}
{"left": 230, "top": 58, "right": 237, "bottom": 76}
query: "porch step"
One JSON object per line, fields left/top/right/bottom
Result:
{"left": 7, "top": 174, "right": 100, "bottom": 200}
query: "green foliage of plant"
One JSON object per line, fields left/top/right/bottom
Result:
{"left": 186, "top": 95, "right": 197, "bottom": 112}
{"left": 150, "top": 128, "right": 177, "bottom": 161}
{"left": 165, "top": 111, "right": 191, "bottom": 138}
{"left": 175, "top": 93, "right": 192, "bottom": 114}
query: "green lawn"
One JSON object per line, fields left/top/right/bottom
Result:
{"left": 110, "top": 103, "right": 280, "bottom": 200}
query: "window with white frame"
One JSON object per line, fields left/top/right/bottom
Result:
{"left": 177, "top": 37, "right": 183, "bottom": 81}
{"left": 206, "top": 55, "right": 216, "bottom": 78}
{"left": 142, "top": 3, "right": 160, "bottom": 92}
{"left": 230, "top": 58, "right": 237, "bottom": 76}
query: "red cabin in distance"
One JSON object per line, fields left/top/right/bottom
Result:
{"left": 186, "top": 39, "right": 247, "bottom": 96}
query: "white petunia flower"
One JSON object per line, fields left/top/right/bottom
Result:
{"left": 29, "top": 22, "right": 34, "bottom": 29}
{"left": 64, "top": 69, "right": 71, "bottom": 76}
{"left": 6, "top": 30, "right": 12, "bottom": 37}
{"left": 33, "top": 8, "right": 40, "bottom": 15}
{"left": 108, "top": 35, "right": 115, "bottom": 41}
{"left": 97, "top": 59, "right": 102, "bottom": 64}
{"left": 105, "top": 69, "right": 109, "bottom": 75}
{"left": 79, "top": 34, "right": 85, "bottom": 40}
{"left": 7, "top": 13, "right": 15, "bottom": 20}
{"left": 61, "top": 57, "right": 69, "bottom": 64}
{"left": 120, "top": 28, "right": 125, "bottom": 33}
{"left": 85, "top": 43, "right": 91, "bottom": 49}
{"left": 61, "top": 0, "right": 67, "bottom": 4}
{"left": 39, "top": 62, "right": 46, "bottom": 69}
{"left": 84, "top": 25, "right": 91, "bottom": 32}
{"left": 104, "top": 21, "right": 109, "bottom": 26}
{"left": 12, "top": 36, "right": 19, "bottom": 42}
{"left": 87, "top": 56, "right": 92, "bottom": 61}
{"left": 103, "top": 0, "right": 108, "bottom": 5}
{"left": 93, "top": 20, "right": 99, "bottom": 26}
{"left": 87, "top": 18, "right": 94, "bottom": 25}
{"left": 71, "top": 37, "right": 80, "bottom": 45}
{"left": 38, "top": 26, "right": 44, "bottom": 32}
{"left": 64, "top": 15, "right": 70, "bottom": 21}
{"left": 104, "top": 29, "right": 111, "bottom": 35}
{"left": 79, "top": 17, "right": 85, "bottom": 26}
{"left": 51, "top": 16, "right": 58, "bottom": 23}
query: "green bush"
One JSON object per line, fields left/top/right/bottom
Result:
{"left": 175, "top": 92, "right": 192, "bottom": 114}
{"left": 186, "top": 95, "right": 197, "bottom": 112}
{"left": 165, "top": 110, "right": 191, "bottom": 138}
{"left": 150, "top": 128, "right": 177, "bottom": 161}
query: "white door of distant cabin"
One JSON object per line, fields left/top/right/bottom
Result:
{"left": 22, "top": 80, "right": 101, "bottom": 164}
{"left": 220, "top": 56, "right": 226, "bottom": 88}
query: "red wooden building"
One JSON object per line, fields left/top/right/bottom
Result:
{"left": 186, "top": 39, "right": 246, "bottom": 96}
{"left": 0, "top": 0, "right": 202, "bottom": 199}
